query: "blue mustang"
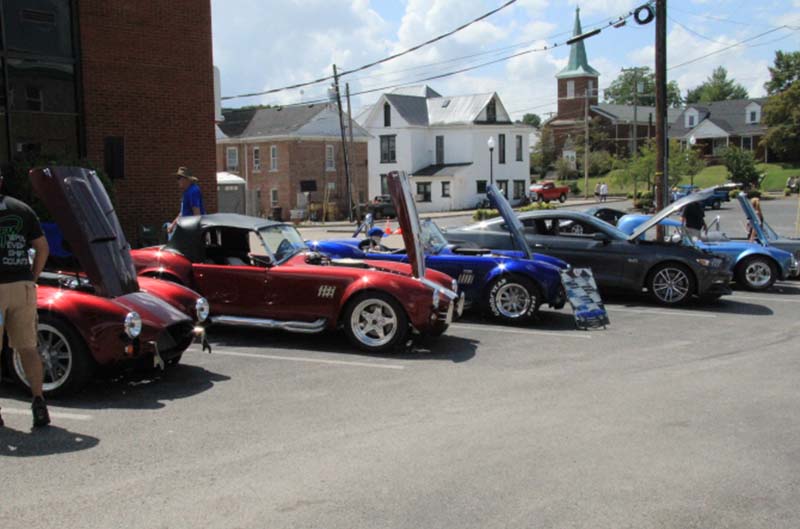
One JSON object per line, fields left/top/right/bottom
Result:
{"left": 617, "top": 214, "right": 798, "bottom": 291}
{"left": 311, "top": 185, "right": 570, "bottom": 324}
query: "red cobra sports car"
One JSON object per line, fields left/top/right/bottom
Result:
{"left": 1, "top": 166, "right": 210, "bottom": 397}
{"left": 132, "top": 171, "right": 464, "bottom": 353}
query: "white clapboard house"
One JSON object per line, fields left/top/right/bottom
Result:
{"left": 357, "top": 86, "right": 532, "bottom": 212}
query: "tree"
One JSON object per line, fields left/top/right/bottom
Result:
{"left": 522, "top": 113, "right": 541, "bottom": 129}
{"left": 614, "top": 140, "right": 704, "bottom": 191}
{"left": 603, "top": 67, "right": 682, "bottom": 108}
{"left": 765, "top": 50, "right": 800, "bottom": 95}
{"left": 531, "top": 126, "right": 557, "bottom": 173}
{"left": 685, "top": 66, "right": 748, "bottom": 103}
{"left": 669, "top": 140, "right": 705, "bottom": 186}
{"left": 722, "top": 146, "right": 761, "bottom": 189}
{"left": 762, "top": 81, "right": 800, "bottom": 161}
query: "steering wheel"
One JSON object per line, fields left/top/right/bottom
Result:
{"left": 248, "top": 253, "right": 273, "bottom": 267}
{"left": 358, "top": 239, "right": 392, "bottom": 253}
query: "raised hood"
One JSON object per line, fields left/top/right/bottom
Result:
{"left": 487, "top": 184, "right": 532, "bottom": 260}
{"left": 737, "top": 193, "right": 766, "bottom": 243}
{"left": 387, "top": 171, "right": 425, "bottom": 278}
{"left": 29, "top": 166, "right": 140, "bottom": 298}
{"left": 628, "top": 187, "right": 716, "bottom": 241}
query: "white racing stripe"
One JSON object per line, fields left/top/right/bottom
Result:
{"left": 0, "top": 407, "right": 92, "bottom": 421}
{"left": 607, "top": 307, "right": 718, "bottom": 318}
{"left": 213, "top": 350, "right": 406, "bottom": 370}
{"left": 451, "top": 323, "right": 592, "bottom": 339}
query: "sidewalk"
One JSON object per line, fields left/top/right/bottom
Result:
{"left": 296, "top": 196, "right": 627, "bottom": 231}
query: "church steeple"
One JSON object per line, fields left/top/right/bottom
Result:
{"left": 557, "top": 7, "right": 600, "bottom": 79}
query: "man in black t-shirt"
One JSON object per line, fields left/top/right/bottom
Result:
{"left": 681, "top": 200, "right": 706, "bottom": 241}
{"left": 0, "top": 174, "right": 51, "bottom": 428}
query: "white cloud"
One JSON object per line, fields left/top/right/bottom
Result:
{"left": 567, "top": 0, "right": 641, "bottom": 16}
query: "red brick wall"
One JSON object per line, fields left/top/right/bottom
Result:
{"left": 78, "top": 0, "right": 216, "bottom": 241}
{"left": 216, "top": 138, "right": 368, "bottom": 220}
{"left": 557, "top": 76, "right": 598, "bottom": 120}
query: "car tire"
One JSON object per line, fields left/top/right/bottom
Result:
{"left": 343, "top": 292, "right": 409, "bottom": 353}
{"left": 735, "top": 256, "right": 776, "bottom": 291}
{"left": 9, "top": 314, "right": 95, "bottom": 398}
{"left": 711, "top": 199, "right": 721, "bottom": 210}
{"left": 559, "top": 193, "right": 567, "bottom": 203}
{"left": 647, "top": 263, "right": 695, "bottom": 305}
{"left": 485, "top": 275, "right": 540, "bottom": 324}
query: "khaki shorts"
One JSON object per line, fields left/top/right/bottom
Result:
{"left": 0, "top": 281, "right": 38, "bottom": 351}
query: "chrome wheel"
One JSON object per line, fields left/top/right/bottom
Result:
{"left": 651, "top": 267, "right": 691, "bottom": 304}
{"left": 350, "top": 298, "right": 399, "bottom": 348}
{"left": 13, "top": 324, "right": 73, "bottom": 393}
{"left": 744, "top": 260, "right": 773, "bottom": 289}
{"left": 494, "top": 282, "right": 533, "bottom": 319}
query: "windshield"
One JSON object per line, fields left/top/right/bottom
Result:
{"left": 258, "top": 225, "right": 307, "bottom": 263}
{"left": 637, "top": 221, "right": 698, "bottom": 248}
{"left": 761, "top": 219, "right": 779, "bottom": 241}
{"left": 421, "top": 219, "right": 448, "bottom": 254}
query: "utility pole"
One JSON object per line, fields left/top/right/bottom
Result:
{"left": 332, "top": 64, "right": 354, "bottom": 222}
{"left": 654, "top": 0, "right": 668, "bottom": 220}
{"left": 583, "top": 87, "right": 590, "bottom": 200}
{"left": 345, "top": 82, "right": 357, "bottom": 219}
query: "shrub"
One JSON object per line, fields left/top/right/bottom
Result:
{"left": 626, "top": 192, "right": 634, "bottom": 199}
{"left": 722, "top": 147, "right": 761, "bottom": 190}
{"left": 569, "top": 181, "right": 581, "bottom": 195}
{"left": 633, "top": 198, "right": 654, "bottom": 210}
{"left": 746, "top": 190, "right": 762, "bottom": 199}
{"left": 472, "top": 202, "right": 555, "bottom": 221}
{"left": 555, "top": 158, "right": 578, "bottom": 180}
{"left": 785, "top": 187, "right": 793, "bottom": 196}
{"left": 729, "top": 189, "right": 741, "bottom": 199}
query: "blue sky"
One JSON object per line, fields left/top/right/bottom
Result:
{"left": 211, "top": 0, "right": 800, "bottom": 119}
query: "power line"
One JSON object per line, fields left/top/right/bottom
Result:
{"left": 668, "top": 26, "right": 790, "bottom": 70}
{"left": 221, "top": 0, "right": 519, "bottom": 101}
{"left": 668, "top": 16, "right": 731, "bottom": 44}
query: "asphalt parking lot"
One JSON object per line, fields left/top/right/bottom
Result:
{"left": 3, "top": 197, "right": 800, "bottom": 529}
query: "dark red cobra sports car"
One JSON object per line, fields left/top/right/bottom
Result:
{"left": 1, "top": 167, "right": 210, "bottom": 397}
{"left": 131, "top": 171, "right": 463, "bottom": 353}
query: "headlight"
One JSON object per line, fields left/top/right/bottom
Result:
{"left": 124, "top": 312, "right": 142, "bottom": 339}
{"left": 195, "top": 297, "right": 210, "bottom": 322}
{"left": 696, "top": 258, "right": 722, "bottom": 267}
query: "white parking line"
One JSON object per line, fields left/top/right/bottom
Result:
{"left": 733, "top": 295, "right": 800, "bottom": 304}
{"left": 213, "top": 350, "right": 406, "bottom": 370}
{"left": 607, "top": 307, "right": 718, "bottom": 318}
{"left": 0, "top": 408, "right": 92, "bottom": 421}
{"left": 451, "top": 323, "right": 592, "bottom": 339}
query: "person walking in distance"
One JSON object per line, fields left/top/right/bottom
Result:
{"left": 599, "top": 181, "right": 609, "bottom": 203}
{"left": 0, "top": 172, "right": 51, "bottom": 428}
{"left": 167, "top": 167, "right": 206, "bottom": 235}
{"left": 594, "top": 182, "right": 601, "bottom": 202}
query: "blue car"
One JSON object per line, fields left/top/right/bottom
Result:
{"left": 311, "top": 186, "right": 570, "bottom": 325}
{"left": 671, "top": 184, "right": 735, "bottom": 210}
{"left": 617, "top": 214, "right": 798, "bottom": 291}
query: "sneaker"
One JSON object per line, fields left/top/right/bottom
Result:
{"left": 32, "top": 397, "right": 50, "bottom": 428}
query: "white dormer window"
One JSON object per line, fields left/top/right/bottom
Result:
{"left": 685, "top": 108, "right": 699, "bottom": 129}
{"left": 745, "top": 102, "right": 761, "bottom": 124}
{"left": 566, "top": 80, "right": 575, "bottom": 99}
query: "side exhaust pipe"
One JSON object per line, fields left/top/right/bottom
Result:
{"left": 211, "top": 316, "right": 326, "bottom": 334}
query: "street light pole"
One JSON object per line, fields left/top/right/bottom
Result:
{"left": 488, "top": 136, "right": 495, "bottom": 187}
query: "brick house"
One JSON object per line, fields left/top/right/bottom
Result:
{"left": 216, "top": 105, "right": 369, "bottom": 221}
{"left": 0, "top": 0, "right": 217, "bottom": 242}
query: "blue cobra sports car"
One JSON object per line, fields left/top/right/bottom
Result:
{"left": 617, "top": 214, "right": 798, "bottom": 291}
{"left": 310, "top": 193, "right": 570, "bottom": 325}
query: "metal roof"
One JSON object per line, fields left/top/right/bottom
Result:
{"left": 556, "top": 8, "right": 600, "bottom": 80}
{"left": 427, "top": 93, "right": 499, "bottom": 125}
{"left": 390, "top": 85, "right": 442, "bottom": 98}
{"left": 384, "top": 94, "right": 430, "bottom": 126}
{"left": 219, "top": 105, "right": 369, "bottom": 140}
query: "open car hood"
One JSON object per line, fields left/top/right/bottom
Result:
{"left": 628, "top": 187, "right": 716, "bottom": 241}
{"left": 386, "top": 171, "right": 425, "bottom": 278}
{"left": 487, "top": 184, "right": 532, "bottom": 260}
{"left": 736, "top": 193, "right": 766, "bottom": 243}
{"left": 29, "top": 166, "right": 140, "bottom": 298}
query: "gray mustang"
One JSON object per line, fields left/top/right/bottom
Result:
{"left": 446, "top": 190, "right": 734, "bottom": 305}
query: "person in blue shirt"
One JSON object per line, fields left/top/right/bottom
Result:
{"left": 168, "top": 166, "right": 206, "bottom": 235}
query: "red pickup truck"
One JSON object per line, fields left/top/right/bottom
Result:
{"left": 529, "top": 181, "right": 569, "bottom": 203}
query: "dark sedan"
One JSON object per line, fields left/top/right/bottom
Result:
{"left": 446, "top": 191, "right": 733, "bottom": 305}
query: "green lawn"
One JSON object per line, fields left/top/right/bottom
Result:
{"left": 562, "top": 163, "right": 800, "bottom": 196}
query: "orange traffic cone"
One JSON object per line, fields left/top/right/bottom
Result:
{"left": 384, "top": 219, "right": 393, "bottom": 235}
{"left": 394, "top": 227, "right": 402, "bottom": 235}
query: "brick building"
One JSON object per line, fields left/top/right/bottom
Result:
{"left": 0, "top": 0, "right": 216, "bottom": 240}
{"left": 216, "top": 105, "right": 369, "bottom": 221}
